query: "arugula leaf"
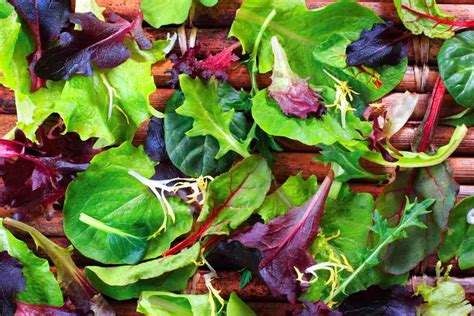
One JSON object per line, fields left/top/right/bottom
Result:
{"left": 177, "top": 75, "right": 252, "bottom": 159}
{"left": 85, "top": 244, "right": 200, "bottom": 300}
{"left": 164, "top": 89, "right": 247, "bottom": 177}
{"left": 439, "top": 196, "right": 474, "bottom": 270}
{"left": 0, "top": 219, "right": 63, "bottom": 306}
{"left": 3, "top": 218, "right": 115, "bottom": 315}
{"left": 165, "top": 156, "right": 272, "bottom": 256}
{"left": 0, "top": 251, "right": 25, "bottom": 316}
{"left": 252, "top": 90, "right": 371, "bottom": 149}
{"left": 235, "top": 175, "right": 333, "bottom": 303}
{"left": 376, "top": 163, "right": 458, "bottom": 274}
{"left": 257, "top": 173, "right": 318, "bottom": 223}
{"left": 230, "top": 0, "right": 407, "bottom": 102}
{"left": 438, "top": 31, "right": 474, "bottom": 108}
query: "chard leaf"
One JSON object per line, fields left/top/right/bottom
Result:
{"left": 85, "top": 244, "right": 200, "bottom": 300}
{"left": 252, "top": 90, "right": 371, "bottom": 149}
{"left": 163, "top": 156, "right": 271, "bottom": 257}
{"left": 0, "top": 219, "right": 62, "bottom": 306}
{"left": 3, "top": 218, "right": 115, "bottom": 315}
{"left": 164, "top": 89, "right": 247, "bottom": 177}
{"left": 257, "top": 173, "right": 318, "bottom": 223}
{"left": 176, "top": 75, "right": 252, "bottom": 159}
{"left": 64, "top": 143, "right": 192, "bottom": 264}
{"left": 439, "top": 196, "right": 474, "bottom": 270}
{"left": 393, "top": 0, "right": 456, "bottom": 39}
{"left": 230, "top": 0, "right": 407, "bottom": 102}
{"left": 0, "top": 251, "right": 25, "bottom": 316}
{"left": 234, "top": 175, "right": 333, "bottom": 303}
{"left": 376, "top": 163, "right": 458, "bottom": 274}
{"left": 438, "top": 31, "right": 474, "bottom": 108}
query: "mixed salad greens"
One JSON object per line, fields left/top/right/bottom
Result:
{"left": 1, "top": 0, "right": 474, "bottom": 314}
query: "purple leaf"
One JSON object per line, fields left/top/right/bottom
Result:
{"left": 0, "top": 118, "right": 99, "bottom": 220}
{"left": 34, "top": 12, "right": 151, "bottom": 81}
{"left": 7, "top": 0, "right": 71, "bottom": 91}
{"left": 14, "top": 301, "right": 79, "bottom": 316}
{"left": 346, "top": 21, "right": 409, "bottom": 68}
{"left": 299, "top": 301, "right": 341, "bottom": 316}
{"left": 234, "top": 175, "right": 333, "bottom": 303}
{"left": 0, "top": 252, "right": 25, "bottom": 316}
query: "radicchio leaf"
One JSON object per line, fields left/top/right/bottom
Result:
{"left": 346, "top": 21, "right": 409, "bottom": 68}
{"left": 166, "top": 44, "right": 239, "bottom": 88}
{"left": 0, "top": 118, "right": 98, "bottom": 220}
{"left": 0, "top": 251, "right": 25, "bottom": 316}
{"left": 234, "top": 175, "right": 334, "bottom": 303}
{"left": 7, "top": 0, "right": 71, "bottom": 91}
{"left": 268, "top": 36, "right": 326, "bottom": 119}
{"left": 34, "top": 12, "right": 152, "bottom": 81}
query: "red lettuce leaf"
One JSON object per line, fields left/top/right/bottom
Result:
{"left": 0, "top": 118, "right": 98, "bottom": 220}
{"left": 234, "top": 175, "right": 333, "bottom": 303}
{"left": 34, "top": 12, "right": 151, "bottom": 81}
{"left": 14, "top": 301, "right": 78, "bottom": 316}
{"left": 299, "top": 301, "right": 341, "bottom": 316}
{"left": 346, "top": 21, "right": 409, "bottom": 68}
{"left": 0, "top": 252, "right": 26, "bottom": 316}
{"left": 7, "top": 0, "right": 71, "bottom": 91}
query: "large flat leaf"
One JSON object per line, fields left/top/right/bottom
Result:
{"left": 438, "top": 31, "right": 474, "bottom": 108}
{"left": 85, "top": 244, "right": 200, "bottom": 300}
{"left": 230, "top": 0, "right": 407, "bottom": 102}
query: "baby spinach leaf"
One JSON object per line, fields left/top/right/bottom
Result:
{"left": 85, "top": 244, "right": 200, "bottom": 300}
{"left": 376, "top": 163, "right": 458, "bottom": 274}
{"left": 230, "top": 0, "right": 407, "bottom": 102}
{"left": 0, "top": 219, "right": 63, "bottom": 306}
{"left": 439, "top": 196, "right": 474, "bottom": 270}
{"left": 0, "top": 251, "right": 25, "bottom": 316}
{"left": 177, "top": 75, "right": 252, "bottom": 159}
{"left": 252, "top": 90, "right": 371, "bottom": 149}
{"left": 438, "top": 31, "right": 474, "bottom": 108}
{"left": 164, "top": 89, "right": 246, "bottom": 177}
{"left": 64, "top": 143, "right": 192, "bottom": 265}
{"left": 257, "top": 173, "right": 318, "bottom": 223}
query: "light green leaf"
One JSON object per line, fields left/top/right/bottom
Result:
{"left": 230, "top": 0, "right": 407, "bottom": 102}
{"left": 0, "top": 219, "right": 63, "bottom": 306}
{"left": 141, "top": 0, "right": 192, "bottom": 28}
{"left": 227, "top": 292, "right": 257, "bottom": 316}
{"left": 177, "top": 75, "right": 252, "bottom": 159}
{"left": 252, "top": 89, "right": 371, "bottom": 148}
{"left": 200, "top": 0, "right": 218, "bottom": 7}
{"left": 257, "top": 173, "right": 318, "bottom": 223}
{"left": 438, "top": 31, "right": 474, "bottom": 108}
{"left": 393, "top": 0, "right": 455, "bottom": 39}
{"left": 85, "top": 244, "right": 200, "bottom": 300}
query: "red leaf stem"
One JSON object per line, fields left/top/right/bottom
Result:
{"left": 401, "top": 5, "right": 474, "bottom": 28}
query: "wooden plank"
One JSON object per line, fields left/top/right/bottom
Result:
{"left": 0, "top": 114, "right": 16, "bottom": 136}
{"left": 152, "top": 61, "right": 439, "bottom": 92}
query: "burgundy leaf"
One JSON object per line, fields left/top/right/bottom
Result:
{"left": 367, "top": 117, "right": 398, "bottom": 163}
{"left": 0, "top": 118, "right": 99, "bottom": 220}
{"left": 166, "top": 44, "right": 239, "bottom": 88}
{"left": 299, "top": 301, "right": 341, "bottom": 316}
{"left": 14, "top": 301, "right": 79, "bottom": 316}
{"left": 234, "top": 175, "right": 333, "bottom": 303}
{"left": 346, "top": 21, "right": 409, "bottom": 68}
{"left": 34, "top": 12, "right": 151, "bottom": 81}
{"left": 0, "top": 252, "right": 25, "bottom": 316}
{"left": 7, "top": 0, "right": 71, "bottom": 91}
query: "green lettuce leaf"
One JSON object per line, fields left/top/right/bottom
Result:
{"left": 0, "top": 219, "right": 63, "bottom": 306}
{"left": 64, "top": 143, "right": 192, "bottom": 265}
{"left": 439, "top": 196, "right": 474, "bottom": 270}
{"left": 394, "top": 0, "right": 456, "bottom": 39}
{"left": 438, "top": 31, "right": 474, "bottom": 108}
{"left": 85, "top": 244, "right": 200, "bottom": 300}
{"left": 177, "top": 75, "right": 252, "bottom": 159}
{"left": 230, "top": 0, "right": 407, "bottom": 102}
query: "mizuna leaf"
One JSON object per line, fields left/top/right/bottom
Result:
{"left": 176, "top": 75, "right": 252, "bottom": 159}
{"left": 346, "top": 21, "right": 408, "bottom": 68}
{"left": 0, "top": 219, "right": 63, "bottom": 306}
{"left": 234, "top": 175, "right": 334, "bottom": 303}
{"left": 0, "top": 251, "right": 26, "bottom": 316}
{"left": 163, "top": 156, "right": 271, "bottom": 257}
{"left": 3, "top": 218, "right": 115, "bottom": 315}
{"left": 438, "top": 31, "right": 474, "bottom": 108}
{"left": 7, "top": 0, "right": 71, "bottom": 91}
{"left": 34, "top": 12, "right": 151, "bottom": 81}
